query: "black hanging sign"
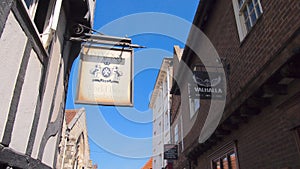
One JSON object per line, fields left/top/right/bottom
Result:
{"left": 164, "top": 144, "right": 178, "bottom": 160}
{"left": 189, "top": 71, "right": 225, "bottom": 100}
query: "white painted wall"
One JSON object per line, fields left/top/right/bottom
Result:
{"left": 42, "top": 60, "right": 64, "bottom": 166}
{"left": 32, "top": 8, "right": 66, "bottom": 159}
{"left": 151, "top": 60, "right": 173, "bottom": 169}
{"left": 0, "top": 12, "right": 27, "bottom": 141}
{"left": 87, "top": 0, "right": 96, "bottom": 27}
{"left": 0, "top": 1, "right": 95, "bottom": 167}
{"left": 10, "top": 51, "right": 42, "bottom": 153}
{"left": 42, "top": 135, "right": 57, "bottom": 166}
{"left": 31, "top": 50, "right": 61, "bottom": 159}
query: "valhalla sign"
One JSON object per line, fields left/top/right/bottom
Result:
{"left": 189, "top": 71, "right": 225, "bottom": 100}
{"left": 76, "top": 45, "right": 133, "bottom": 106}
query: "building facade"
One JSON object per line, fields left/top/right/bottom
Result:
{"left": 150, "top": 57, "right": 173, "bottom": 169}
{"left": 57, "top": 108, "right": 94, "bottom": 169}
{"left": 171, "top": 0, "right": 300, "bottom": 169}
{"left": 0, "top": 0, "right": 95, "bottom": 168}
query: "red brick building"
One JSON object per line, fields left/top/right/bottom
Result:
{"left": 142, "top": 158, "right": 153, "bottom": 169}
{"left": 170, "top": 0, "right": 300, "bottom": 169}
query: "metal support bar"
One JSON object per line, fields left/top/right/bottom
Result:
{"left": 69, "top": 34, "right": 146, "bottom": 48}
{"left": 69, "top": 37, "right": 145, "bottom": 48}
{"left": 85, "top": 33, "right": 131, "bottom": 43}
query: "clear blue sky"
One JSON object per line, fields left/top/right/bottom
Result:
{"left": 66, "top": 0, "right": 199, "bottom": 169}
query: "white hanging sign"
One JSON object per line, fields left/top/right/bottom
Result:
{"left": 76, "top": 45, "right": 134, "bottom": 106}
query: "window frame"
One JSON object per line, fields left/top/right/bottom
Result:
{"left": 174, "top": 123, "right": 179, "bottom": 144}
{"left": 188, "top": 66, "right": 201, "bottom": 119}
{"left": 232, "top": 0, "right": 263, "bottom": 41}
{"left": 209, "top": 141, "right": 240, "bottom": 169}
{"left": 212, "top": 151, "right": 237, "bottom": 169}
{"left": 21, "top": 0, "right": 61, "bottom": 49}
{"left": 188, "top": 97, "right": 200, "bottom": 119}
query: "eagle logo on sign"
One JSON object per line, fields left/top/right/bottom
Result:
{"left": 193, "top": 75, "right": 222, "bottom": 87}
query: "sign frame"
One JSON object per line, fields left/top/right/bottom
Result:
{"left": 164, "top": 144, "right": 178, "bottom": 160}
{"left": 75, "top": 45, "right": 134, "bottom": 106}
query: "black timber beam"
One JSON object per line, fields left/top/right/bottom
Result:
{"left": 239, "top": 106, "right": 260, "bottom": 117}
{"left": 280, "top": 61, "right": 300, "bottom": 79}
{"left": 0, "top": 144, "right": 51, "bottom": 169}
{"left": 262, "top": 84, "right": 288, "bottom": 97}
{"left": 246, "top": 97, "right": 271, "bottom": 108}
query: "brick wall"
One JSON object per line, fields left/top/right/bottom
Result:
{"left": 203, "top": 0, "right": 300, "bottom": 103}
{"left": 196, "top": 89, "right": 300, "bottom": 169}
{"left": 173, "top": 0, "right": 300, "bottom": 168}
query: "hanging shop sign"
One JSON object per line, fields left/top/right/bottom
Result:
{"left": 76, "top": 45, "right": 133, "bottom": 106}
{"left": 164, "top": 144, "right": 178, "bottom": 160}
{"left": 189, "top": 71, "right": 225, "bottom": 100}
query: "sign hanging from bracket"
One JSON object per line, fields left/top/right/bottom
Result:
{"left": 73, "top": 33, "right": 145, "bottom": 106}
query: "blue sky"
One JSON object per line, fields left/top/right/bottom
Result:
{"left": 66, "top": 0, "right": 199, "bottom": 168}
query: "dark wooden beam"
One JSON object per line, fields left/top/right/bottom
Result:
{"left": 215, "top": 128, "right": 231, "bottom": 137}
{"left": 221, "top": 121, "right": 239, "bottom": 130}
{"left": 246, "top": 97, "right": 271, "bottom": 108}
{"left": 0, "top": 145, "right": 51, "bottom": 169}
{"left": 207, "top": 136, "right": 218, "bottom": 145}
{"left": 239, "top": 106, "right": 260, "bottom": 117}
{"left": 229, "top": 114, "right": 248, "bottom": 124}
{"left": 188, "top": 152, "right": 195, "bottom": 159}
{"left": 262, "top": 84, "right": 288, "bottom": 97}
{"left": 280, "top": 62, "right": 300, "bottom": 78}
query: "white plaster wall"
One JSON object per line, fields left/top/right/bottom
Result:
{"left": 81, "top": 112, "right": 91, "bottom": 167}
{"left": 152, "top": 63, "right": 173, "bottom": 169}
{"left": 152, "top": 88, "right": 164, "bottom": 169}
{"left": 41, "top": 64, "right": 64, "bottom": 166}
{"left": 153, "top": 154, "right": 162, "bottom": 169}
{"left": 0, "top": 12, "right": 27, "bottom": 141}
{"left": 87, "top": 0, "right": 96, "bottom": 27}
{"left": 32, "top": 8, "right": 66, "bottom": 159}
{"left": 50, "top": 6, "right": 66, "bottom": 123}
{"left": 56, "top": 115, "right": 67, "bottom": 169}
{"left": 40, "top": 10, "right": 68, "bottom": 165}
{"left": 153, "top": 106, "right": 162, "bottom": 161}
{"left": 31, "top": 52, "right": 61, "bottom": 159}
{"left": 10, "top": 51, "right": 42, "bottom": 153}
{"left": 42, "top": 135, "right": 57, "bottom": 167}
{"left": 50, "top": 59, "right": 64, "bottom": 123}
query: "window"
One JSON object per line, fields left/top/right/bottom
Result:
{"left": 23, "top": 0, "right": 55, "bottom": 33}
{"left": 210, "top": 142, "right": 239, "bottom": 169}
{"left": 188, "top": 83, "right": 200, "bottom": 119}
{"left": 22, "top": 0, "right": 60, "bottom": 49}
{"left": 33, "top": 0, "right": 55, "bottom": 34}
{"left": 189, "top": 98, "right": 200, "bottom": 119}
{"left": 232, "top": 0, "right": 263, "bottom": 41}
{"left": 174, "top": 124, "right": 179, "bottom": 143}
{"left": 164, "top": 111, "right": 170, "bottom": 131}
{"left": 212, "top": 152, "right": 238, "bottom": 169}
